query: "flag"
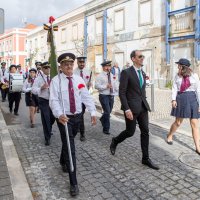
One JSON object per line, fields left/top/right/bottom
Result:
{"left": 49, "top": 28, "right": 58, "bottom": 78}
{"left": 43, "top": 16, "right": 58, "bottom": 78}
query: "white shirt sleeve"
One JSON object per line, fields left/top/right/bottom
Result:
{"left": 172, "top": 75, "right": 178, "bottom": 101}
{"left": 23, "top": 79, "right": 31, "bottom": 93}
{"left": 95, "top": 74, "right": 107, "bottom": 91}
{"left": 32, "top": 77, "right": 42, "bottom": 95}
{"left": 193, "top": 73, "right": 200, "bottom": 108}
{"left": 49, "top": 77, "right": 63, "bottom": 118}
{"left": 80, "top": 80, "right": 96, "bottom": 116}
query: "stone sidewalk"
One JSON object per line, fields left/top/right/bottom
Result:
{"left": 0, "top": 89, "right": 200, "bottom": 200}
{"left": 93, "top": 88, "right": 196, "bottom": 137}
{"left": 0, "top": 104, "right": 33, "bottom": 200}
{"left": 0, "top": 97, "right": 200, "bottom": 199}
{"left": 0, "top": 132, "right": 14, "bottom": 200}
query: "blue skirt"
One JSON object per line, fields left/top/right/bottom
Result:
{"left": 171, "top": 91, "right": 200, "bottom": 119}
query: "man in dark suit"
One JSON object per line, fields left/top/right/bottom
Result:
{"left": 110, "top": 50, "right": 159, "bottom": 170}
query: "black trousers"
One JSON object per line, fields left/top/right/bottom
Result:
{"left": 1, "top": 88, "right": 8, "bottom": 100}
{"left": 8, "top": 92, "right": 21, "bottom": 113}
{"left": 38, "top": 98, "right": 55, "bottom": 141}
{"left": 56, "top": 114, "right": 82, "bottom": 186}
{"left": 79, "top": 103, "right": 86, "bottom": 136}
{"left": 114, "top": 103, "right": 149, "bottom": 160}
{"left": 99, "top": 94, "right": 114, "bottom": 132}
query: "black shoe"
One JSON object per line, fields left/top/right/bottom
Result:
{"left": 61, "top": 164, "right": 68, "bottom": 173}
{"left": 70, "top": 185, "right": 79, "bottom": 196}
{"left": 2, "top": 99, "right": 5, "bottom": 102}
{"left": 9, "top": 109, "right": 12, "bottom": 113}
{"left": 14, "top": 112, "right": 19, "bottom": 116}
{"left": 45, "top": 139, "right": 50, "bottom": 146}
{"left": 103, "top": 131, "right": 110, "bottom": 135}
{"left": 80, "top": 134, "right": 86, "bottom": 142}
{"left": 142, "top": 158, "right": 159, "bottom": 170}
{"left": 166, "top": 134, "right": 173, "bottom": 145}
{"left": 110, "top": 137, "right": 117, "bottom": 155}
{"left": 196, "top": 150, "right": 200, "bottom": 155}
{"left": 166, "top": 140, "right": 173, "bottom": 145}
{"left": 30, "top": 124, "right": 35, "bottom": 128}
{"left": 51, "top": 132, "right": 53, "bottom": 135}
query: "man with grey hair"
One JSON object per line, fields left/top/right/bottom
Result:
{"left": 111, "top": 62, "right": 121, "bottom": 81}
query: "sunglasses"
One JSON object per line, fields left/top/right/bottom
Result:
{"left": 138, "top": 55, "right": 145, "bottom": 59}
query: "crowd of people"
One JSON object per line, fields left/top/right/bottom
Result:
{"left": 0, "top": 51, "right": 200, "bottom": 197}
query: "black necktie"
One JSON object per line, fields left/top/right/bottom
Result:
{"left": 80, "top": 70, "right": 83, "bottom": 78}
{"left": 67, "top": 77, "right": 76, "bottom": 114}
{"left": 107, "top": 73, "right": 113, "bottom": 94}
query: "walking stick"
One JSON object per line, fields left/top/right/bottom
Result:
{"left": 48, "top": 16, "right": 74, "bottom": 172}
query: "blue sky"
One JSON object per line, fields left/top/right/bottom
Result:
{"left": 1, "top": 0, "right": 91, "bottom": 29}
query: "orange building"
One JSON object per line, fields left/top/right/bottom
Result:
{"left": 0, "top": 24, "right": 37, "bottom": 69}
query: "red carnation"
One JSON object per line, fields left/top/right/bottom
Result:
{"left": 49, "top": 16, "right": 55, "bottom": 24}
{"left": 113, "top": 76, "right": 116, "bottom": 80}
{"left": 86, "top": 76, "right": 89, "bottom": 79}
{"left": 78, "top": 83, "right": 85, "bottom": 89}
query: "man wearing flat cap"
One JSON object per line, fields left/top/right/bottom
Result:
{"left": 35, "top": 61, "right": 42, "bottom": 76}
{"left": 0, "top": 62, "right": 8, "bottom": 102}
{"left": 95, "top": 60, "right": 119, "bottom": 134}
{"left": 74, "top": 56, "right": 92, "bottom": 141}
{"left": 49, "top": 53, "right": 96, "bottom": 197}
{"left": 32, "top": 62, "right": 55, "bottom": 146}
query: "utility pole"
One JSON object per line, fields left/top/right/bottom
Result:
{"left": 0, "top": 8, "right": 4, "bottom": 34}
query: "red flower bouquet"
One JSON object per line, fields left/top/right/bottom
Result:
{"left": 49, "top": 16, "right": 55, "bottom": 24}
{"left": 78, "top": 84, "right": 85, "bottom": 89}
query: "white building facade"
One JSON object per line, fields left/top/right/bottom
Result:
{"left": 27, "top": 0, "right": 198, "bottom": 87}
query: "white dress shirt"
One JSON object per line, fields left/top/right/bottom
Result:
{"left": 172, "top": 73, "right": 200, "bottom": 107}
{"left": 133, "top": 65, "right": 144, "bottom": 86}
{"left": 23, "top": 79, "right": 34, "bottom": 93}
{"left": 73, "top": 67, "right": 92, "bottom": 87}
{"left": 0, "top": 71, "right": 9, "bottom": 84}
{"left": 0, "top": 68, "right": 8, "bottom": 80}
{"left": 32, "top": 73, "right": 50, "bottom": 100}
{"left": 49, "top": 73, "right": 96, "bottom": 118}
{"left": 95, "top": 71, "right": 119, "bottom": 95}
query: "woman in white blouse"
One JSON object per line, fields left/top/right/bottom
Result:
{"left": 23, "top": 68, "right": 38, "bottom": 128}
{"left": 167, "top": 58, "right": 200, "bottom": 155}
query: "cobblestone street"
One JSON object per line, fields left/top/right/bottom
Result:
{"left": 1, "top": 96, "right": 200, "bottom": 200}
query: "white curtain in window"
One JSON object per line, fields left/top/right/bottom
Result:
{"left": 139, "top": 1, "right": 151, "bottom": 24}
{"left": 96, "top": 18, "right": 102, "bottom": 35}
{"left": 95, "top": 54, "right": 103, "bottom": 73}
{"left": 115, "top": 10, "right": 124, "bottom": 31}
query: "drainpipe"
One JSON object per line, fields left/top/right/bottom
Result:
{"left": 103, "top": 9, "right": 107, "bottom": 61}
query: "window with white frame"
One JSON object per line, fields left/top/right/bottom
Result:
{"left": 95, "top": 54, "right": 103, "bottom": 73}
{"left": 9, "top": 40, "right": 12, "bottom": 51}
{"left": 138, "top": 0, "right": 153, "bottom": 26}
{"left": 114, "top": 52, "right": 124, "bottom": 70}
{"left": 35, "top": 38, "right": 38, "bottom": 49}
{"left": 96, "top": 18, "right": 103, "bottom": 35}
{"left": 6, "top": 41, "right": 8, "bottom": 51}
{"left": 61, "top": 28, "right": 66, "bottom": 43}
{"left": 171, "top": 0, "right": 192, "bottom": 10}
{"left": 114, "top": 9, "right": 125, "bottom": 31}
{"left": 72, "top": 24, "right": 78, "bottom": 41}
{"left": 40, "top": 36, "right": 44, "bottom": 48}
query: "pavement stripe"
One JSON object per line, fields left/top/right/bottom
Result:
{"left": 0, "top": 109, "right": 33, "bottom": 200}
